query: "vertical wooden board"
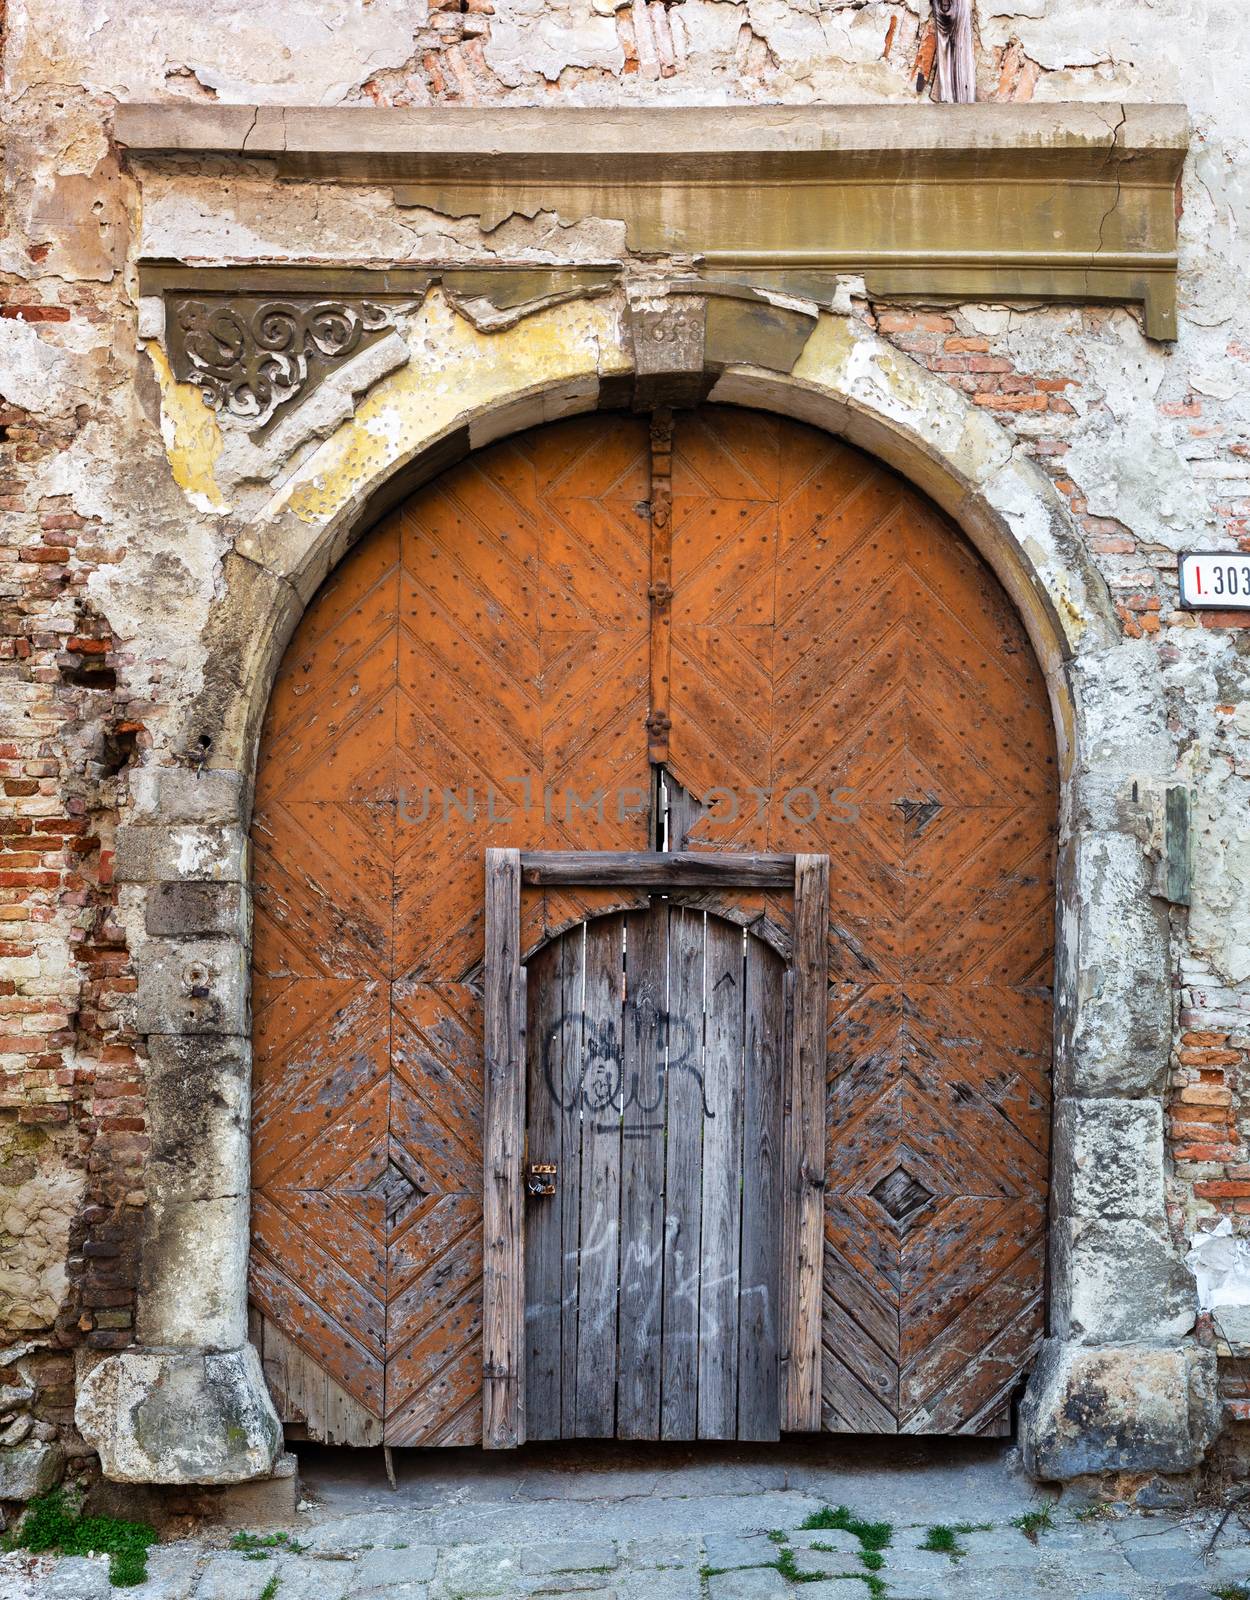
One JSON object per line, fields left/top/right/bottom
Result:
{"left": 738, "top": 938, "right": 783, "bottom": 1441}
{"left": 483, "top": 848, "right": 525, "bottom": 1448}
{"left": 784, "top": 854, "right": 828, "bottom": 1432}
{"left": 558, "top": 931, "right": 585, "bottom": 1439}
{"left": 697, "top": 915, "right": 745, "bottom": 1438}
{"left": 661, "top": 905, "right": 704, "bottom": 1440}
{"left": 574, "top": 915, "right": 624, "bottom": 1437}
{"left": 524, "top": 939, "right": 563, "bottom": 1440}
{"left": 616, "top": 904, "right": 667, "bottom": 1439}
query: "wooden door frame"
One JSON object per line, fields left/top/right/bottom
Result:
{"left": 482, "top": 847, "right": 829, "bottom": 1449}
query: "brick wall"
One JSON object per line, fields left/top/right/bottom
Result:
{"left": 0, "top": 295, "right": 146, "bottom": 1452}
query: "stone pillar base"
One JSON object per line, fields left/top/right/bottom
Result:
{"left": 1019, "top": 1338, "right": 1221, "bottom": 1481}
{"left": 75, "top": 1344, "right": 282, "bottom": 1485}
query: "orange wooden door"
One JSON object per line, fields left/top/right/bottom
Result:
{"left": 250, "top": 408, "right": 1055, "bottom": 1444}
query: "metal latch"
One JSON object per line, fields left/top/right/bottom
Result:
{"left": 526, "top": 1162, "right": 557, "bottom": 1197}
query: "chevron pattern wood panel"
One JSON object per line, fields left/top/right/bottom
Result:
{"left": 666, "top": 409, "right": 1056, "bottom": 1435}
{"left": 251, "top": 417, "right": 653, "bottom": 1446}
{"left": 251, "top": 405, "right": 1054, "bottom": 1445}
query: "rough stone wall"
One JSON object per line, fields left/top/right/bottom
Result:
{"left": 0, "top": 0, "right": 1248, "bottom": 1488}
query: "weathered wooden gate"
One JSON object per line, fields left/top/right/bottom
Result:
{"left": 485, "top": 849, "right": 827, "bottom": 1446}
{"left": 524, "top": 904, "right": 784, "bottom": 1443}
{"left": 250, "top": 408, "right": 1056, "bottom": 1446}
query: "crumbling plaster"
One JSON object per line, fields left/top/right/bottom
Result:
{"left": 1, "top": 0, "right": 1248, "bottom": 1489}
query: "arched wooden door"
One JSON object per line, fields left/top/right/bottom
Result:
{"left": 249, "top": 408, "right": 1056, "bottom": 1446}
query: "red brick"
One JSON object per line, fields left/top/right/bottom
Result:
{"left": 877, "top": 311, "right": 956, "bottom": 333}
{"left": 1179, "top": 1048, "right": 1243, "bottom": 1067}
{"left": 1173, "top": 1143, "right": 1243, "bottom": 1163}
{"left": 1178, "top": 1084, "right": 1233, "bottom": 1106}
{"left": 0, "top": 305, "right": 71, "bottom": 322}
{"left": 972, "top": 393, "right": 1049, "bottom": 412}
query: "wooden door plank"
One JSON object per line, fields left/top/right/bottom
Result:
{"left": 574, "top": 914, "right": 625, "bottom": 1437}
{"left": 524, "top": 939, "right": 562, "bottom": 1440}
{"left": 557, "top": 932, "right": 585, "bottom": 1439}
{"left": 697, "top": 915, "right": 745, "bottom": 1438}
{"left": 616, "top": 905, "right": 667, "bottom": 1439}
{"left": 661, "top": 905, "right": 704, "bottom": 1440}
{"left": 738, "top": 936, "right": 783, "bottom": 1441}
{"left": 783, "top": 853, "right": 828, "bottom": 1432}
{"left": 521, "top": 851, "right": 795, "bottom": 889}
{"left": 483, "top": 847, "right": 525, "bottom": 1448}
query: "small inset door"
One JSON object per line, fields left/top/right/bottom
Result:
{"left": 482, "top": 848, "right": 829, "bottom": 1448}
{"left": 525, "top": 902, "right": 784, "bottom": 1442}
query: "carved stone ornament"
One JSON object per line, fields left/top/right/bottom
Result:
{"left": 166, "top": 297, "right": 394, "bottom": 434}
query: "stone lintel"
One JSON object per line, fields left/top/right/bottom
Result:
{"left": 117, "top": 102, "right": 1189, "bottom": 339}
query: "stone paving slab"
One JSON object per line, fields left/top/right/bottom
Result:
{"left": 5, "top": 1441, "right": 1250, "bottom": 1600}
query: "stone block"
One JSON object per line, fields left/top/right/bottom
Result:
{"left": 133, "top": 937, "right": 247, "bottom": 1036}
{"left": 75, "top": 1344, "right": 281, "bottom": 1485}
{"left": 704, "top": 296, "right": 817, "bottom": 375}
{"left": 0, "top": 1438, "right": 64, "bottom": 1499}
{"left": 137, "top": 1193, "right": 249, "bottom": 1348}
{"left": 703, "top": 1534, "right": 778, "bottom": 1569}
{"left": 519, "top": 1541, "right": 617, "bottom": 1574}
{"left": 198, "top": 1450, "right": 301, "bottom": 1528}
{"left": 48, "top": 1555, "right": 110, "bottom": 1599}
{"left": 195, "top": 1554, "right": 283, "bottom": 1600}
{"left": 707, "top": 1570, "right": 789, "bottom": 1600}
{"left": 115, "top": 823, "right": 245, "bottom": 885}
{"left": 1018, "top": 1339, "right": 1221, "bottom": 1480}
{"left": 146, "top": 881, "right": 244, "bottom": 938}
{"left": 129, "top": 1542, "right": 202, "bottom": 1598}
{"left": 352, "top": 1546, "right": 439, "bottom": 1585}
{"left": 1213, "top": 1303, "right": 1250, "bottom": 1353}
{"left": 1057, "top": 831, "right": 1172, "bottom": 1097}
{"left": 1053, "top": 1098, "right": 1166, "bottom": 1220}
{"left": 1052, "top": 1219, "right": 1196, "bottom": 1343}
{"left": 145, "top": 1034, "right": 249, "bottom": 1202}
{"left": 436, "top": 1543, "right": 527, "bottom": 1594}
{"left": 154, "top": 769, "right": 246, "bottom": 826}
{"left": 626, "top": 293, "right": 707, "bottom": 407}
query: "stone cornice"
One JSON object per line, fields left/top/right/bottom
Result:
{"left": 117, "top": 102, "right": 1190, "bottom": 339}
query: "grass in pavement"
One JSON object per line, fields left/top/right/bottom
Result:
{"left": 2, "top": 1489, "right": 156, "bottom": 1588}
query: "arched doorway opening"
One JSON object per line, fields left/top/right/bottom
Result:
{"left": 247, "top": 407, "right": 1057, "bottom": 1447}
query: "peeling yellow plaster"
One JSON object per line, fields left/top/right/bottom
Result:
{"left": 147, "top": 343, "right": 227, "bottom": 514}
{"left": 274, "top": 291, "right": 626, "bottom": 525}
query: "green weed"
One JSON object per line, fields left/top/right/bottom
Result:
{"left": 773, "top": 1545, "right": 823, "bottom": 1583}
{"left": 2, "top": 1489, "right": 156, "bottom": 1588}
{"left": 1012, "top": 1504, "right": 1056, "bottom": 1543}
{"left": 258, "top": 1576, "right": 280, "bottom": 1600}
{"left": 230, "top": 1531, "right": 306, "bottom": 1558}
{"left": 800, "top": 1505, "right": 893, "bottom": 1553}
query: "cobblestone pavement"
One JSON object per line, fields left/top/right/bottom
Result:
{"left": 2, "top": 1439, "right": 1248, "bottom": 1600}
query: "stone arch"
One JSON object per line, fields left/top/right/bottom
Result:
{"left": 79, "top": 290, "right": 1218, "bottom": 1486}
